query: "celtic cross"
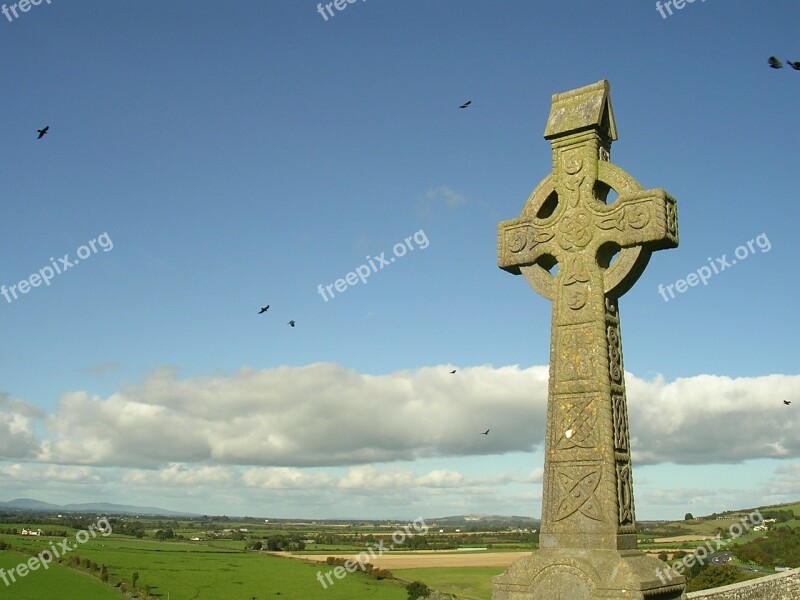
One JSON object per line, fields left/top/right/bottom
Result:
{"left": 498, "top": 80, "right": 678, "bottom": 552}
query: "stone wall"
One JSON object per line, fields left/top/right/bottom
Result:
{"left": 686, "top": 568, "right": 800, "bottom": 599}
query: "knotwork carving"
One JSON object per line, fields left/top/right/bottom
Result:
{"left": 607, "top": 323, "right": 623, "bottom": 385}
{"left": 554, "top": 465, "right": 602, "bottom": 522}
{"left": 616, "top": 463, "right": 634, "bottom": 526}
{"left": 612, "top": 394, "right": 629, "bottom": 452}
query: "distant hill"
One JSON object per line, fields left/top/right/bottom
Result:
{"left": 0, "top": 498, "right": 62, "bottom": 511}
{"left": 0, "top": 498, "right": 196, "bottom": 517}
{"left": 429, "top": 514, "right": 540, "bottom": 528}
{"left": 663, "top": 500, "right": 800, "bottom": 528}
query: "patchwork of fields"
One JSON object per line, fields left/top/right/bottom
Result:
{"left": 2, "top": 505, "right": 796, "bottom": 600}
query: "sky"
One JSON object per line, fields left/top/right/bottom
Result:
{"left": 0, "top": 1, "right": 798, "bottom": 522}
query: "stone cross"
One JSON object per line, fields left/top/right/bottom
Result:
{"left": 493, "top": 81, "right": 684, "bottom": 600}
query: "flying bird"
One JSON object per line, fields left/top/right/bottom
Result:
{"left": 258, "top": 305, "right": 270, "bottom": 314}
{"left": 787, "top": 60, "right": 800, "bottom": 70}
{"left": 784, "top": 400, "right": 792, "bottom": 405}
{"left": 287, "top": 320, "right": 296, "bottom": 327}
{"left": 480, "top": 429, "right": 490, "bottom": 435}
{"left": 768, "top": 56, "right": 783, "bottom": 69}
{"left": 37, "top": 126, "right": 49, "bottom": 139}
{"left": 459, "top": 100, "right": 472, "bottom": 109}
{"left": 449, "top": 369, "right": 456, "bottom": 374}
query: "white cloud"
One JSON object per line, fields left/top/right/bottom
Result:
{"left": 416, "top": 469, "right": 465, "bottom": 487}
{"left": 0, "top": 463, "right": 103, "bottom": 484}
{"left": 765, "top": 461, "right": 800, "bottom": 497}
{"left": 627, "top": 373, "right": 800, "bottom": 465}
{"left": 418, "top": 186, "right": 467, "bottom": 215}
{"left": 0, "top": 394, "right": 42, "bottom": 460}
{"left": 2, "top": 366, "right": 798, "bottom": 475}
{"left": 123, "top": 464, "right": 237, "bottom": 487}
{"left": 34, "top": 363, "right": 549, "bottom": 468}
{"left": 428, "top": 186, "right": 466, "bottom": 208}
{"left": 241, "top": 467, "right": 335, "bottom": 490}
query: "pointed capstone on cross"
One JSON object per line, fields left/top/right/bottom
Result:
{"left": 493, "top": 80, "right": 685, "bottom": 600}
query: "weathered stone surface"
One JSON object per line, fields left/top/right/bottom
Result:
{"left": 493, "top": 80, "right": 683, "bottom": 599}
{"left": 494, "top": 549, "right": 686, "bottom": 599}
{"left": 686, "top": 568, "right": 800, "bottom": 599}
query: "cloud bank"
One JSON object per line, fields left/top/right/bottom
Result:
{"left": 0, "top": 365, "right": 797, "bottom": 470}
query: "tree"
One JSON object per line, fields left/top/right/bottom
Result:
{"left": 685, "top": 564, "right": 753, "bottom": 592}
{"left": 131, "top": 571, "right": 139, "bottom": 587}
{"left": 685, "top": 513, "right": 694, "bottom": 521}
{"left": 406, "top": 581, "right": 430, "bottom": 600}
{"left": 266, "top": 536, "right": 284, "bottom": 551}
{"left": 736, "top": 525, "right": 800, "bottom": 568}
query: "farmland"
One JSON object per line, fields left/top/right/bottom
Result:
{"left": 0, "top": 503, "right": 797, "bottom": 599}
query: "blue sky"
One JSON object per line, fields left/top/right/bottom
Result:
{"left": 0, "top": 1, "right": 798, "bottom": 521}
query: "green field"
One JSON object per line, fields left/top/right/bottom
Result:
{"left": 0, "top": 549, "right": 121, "bottom": 599}
{"left": 394, "top": 566, "right": 504, "bottom": 600}
{"left": 0, "top": 535, "right": 409, "bottom": 599}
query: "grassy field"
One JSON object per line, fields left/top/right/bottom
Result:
{"left": 0, "top": 548, "right": 121, "bottom": 599}
{"left": 1, "top": 535, "right": 409, "bottom": 599}
{"left": 394, "top": 566, "right": 504, "bottom": 600}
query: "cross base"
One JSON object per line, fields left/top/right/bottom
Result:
{"left": 492, "top": 549, "right": 687, "bottom": 600}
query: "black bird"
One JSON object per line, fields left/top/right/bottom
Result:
{"left": 459, "top": 100, "right": 472, "bottom": 109}
{"left": 480, "top": 429, "right": 490, "bottom": 435}
{"left": 787, "top": 60, "right": 800, "bottom": 70}
{"left": 450, "top": 369, "right": 456, "bottom": 374}
{"left": 258, "top": 305, "right": 269, "bottom": 314}
{"left": 768, "top": 56, "right": 783, "bottom": 69}
{"left": 37, "top": 126, "right": 49, "bottom": 139}
{"left": 784, "top": 400, "right": 792, "bottom": 405}
{"left": 287, "top": 320, "right": 296, "bottom": 327}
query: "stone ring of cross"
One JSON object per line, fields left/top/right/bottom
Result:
{"left": 517, "top": 161, "right": 653, "bottom": 301}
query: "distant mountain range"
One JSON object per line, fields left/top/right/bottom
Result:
{"left": 0, "top": 498, "right": 195, "bottom": 517}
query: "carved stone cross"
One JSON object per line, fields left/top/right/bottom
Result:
{"left": 493, "top": 81, "right": 685, "bottom": 600}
